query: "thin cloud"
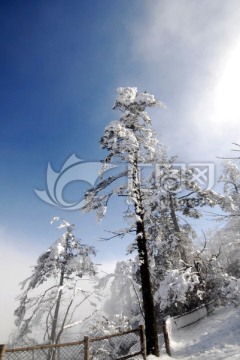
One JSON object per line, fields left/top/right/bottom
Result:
{"left": 0, "top": 234, "right": 38, "bottom": 343}
{"left": 131, "top": 0, "right": 240, "bottom": 63}
{"left": 127, "top": 0, "right": 240, "bottom": 162}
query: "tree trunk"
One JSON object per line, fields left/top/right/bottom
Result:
{"left": 49, "top": 232, "right": 71, "bottom": 344}
{"left": 136, "top": 216, "right": 160, "bottom": 356}
{"left": 169, "top": 194, "right": 187, "bottom": 264}
{"left": 132, "top": 158, "right": 159, "bottom": 356}
{"left": 49, "top": 269, "right": 64, "bottom": 344}
{"left": 46, "top": 270, "right": 64, "bottom": 360}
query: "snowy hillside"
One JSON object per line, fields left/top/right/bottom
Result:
{"left": 148, "top": 306, "right": 240, "bottom": 359}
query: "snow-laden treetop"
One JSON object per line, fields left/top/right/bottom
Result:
{"left": 114, "top": 87, "right": 160, "bottom": 111}
{"left": 100, "top": 87, "right": 166, "bottom": 164}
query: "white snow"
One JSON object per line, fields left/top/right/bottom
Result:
{"left": 164, "top": 306, "right": 240, "bottom": 359}
{"left": 154, "top": 268, "right": 201, "bottom": 311}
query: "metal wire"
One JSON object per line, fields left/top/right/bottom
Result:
{"left": 5, "top": 344, "right": 85, "bottom": 360}
{"left": 4, "top": 328, "right": 150, "bottom": 360}
{"left": 90, "top": 330, "right": 140, "bottom": 359}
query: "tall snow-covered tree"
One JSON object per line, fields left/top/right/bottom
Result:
{"left": 200, "top": 160, "right": 240, "bottom": 305}
{"left": 209, "top": 160, "right": 240, "bottom": 278}
{"left": 14, "top": 218, "right": 98, "bottom": 348}
{"left": 161, "top": 160, "right": 240, "bottom": 310}
{"left": 82, "top": 87, "right": 163, "bottom": 355}
{"left": 121, "top": 146, "right": 230, "bottom": 319}
{"left": 143, "top": 157, "right": 230, "bottom": 314}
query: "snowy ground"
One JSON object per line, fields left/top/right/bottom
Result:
{"left": 147, "top": 306, "right": 240, "bottom": 359}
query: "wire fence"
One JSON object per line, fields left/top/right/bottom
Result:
{"left": 84, "top": 328, "right": 145, "bottom": 360}
{"left": 1, "top": 326, "right": 148, "bottom": 360}
{"left": 1, "top": 341, "right": 85, "bottom": 360}
{"left": 1, "top": 301, "right": 216, "bottom": 360}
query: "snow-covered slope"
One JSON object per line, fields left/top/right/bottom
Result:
{"left": 148, "top": 306, "right": 240, "bottom": 359}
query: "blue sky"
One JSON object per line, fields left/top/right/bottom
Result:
{"left": 1, "top": 0, "right": 240, "bottom": 340}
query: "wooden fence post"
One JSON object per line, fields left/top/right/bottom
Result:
{"left": 163, "top": 319, "right": 172, "bottom": 357}
{"left": 139, "top": 325, "right": 147, "bottom": 360}
{"left": 0, "top": 345, "right": 6, "bottom": 360}
{"left": 84, "top": 336, "right": 90, "bottom": 360}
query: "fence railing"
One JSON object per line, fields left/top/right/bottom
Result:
{"left": 0, "top": 326, "right": 147, "bottom": 360}
{"left": 167, "top": 298, "right": 219, "bottom": 332}
{"left": 164, "top": 298, "right": 219, "bottom": 355}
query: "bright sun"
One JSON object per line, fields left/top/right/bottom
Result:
{"left": 214, "top": 43, "right": 240, "bottom": 124}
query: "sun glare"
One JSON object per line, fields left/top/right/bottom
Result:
{"left": 214, "top": 43, "right": 240, "bottom": 124}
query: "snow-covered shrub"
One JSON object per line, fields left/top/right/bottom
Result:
{"left": 88, "top": 314, "right": 138, "bottom": 359}
{"left": 154, "top": 267, "right": 203, "bottom": 316}
{"left": 221, "top": 276, "right": 240, "bottom": 306}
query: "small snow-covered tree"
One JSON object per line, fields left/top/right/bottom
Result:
{"left": 14, "top": 218, "right": 98, "bottom": 347}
